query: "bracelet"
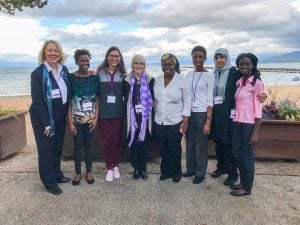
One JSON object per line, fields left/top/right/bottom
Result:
{"left": 206, "top": 116, "right": 212, "bottom": 120}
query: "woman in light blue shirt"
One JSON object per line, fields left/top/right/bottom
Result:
{"left": 154, "top": 53, "right": 191, "bottom": 183}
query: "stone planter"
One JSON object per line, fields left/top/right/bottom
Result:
{"left": 0, "top": 112, "right": 27, "bottom": 159}
{"left": 208, "top": 120, "right": 300, "bottom": 160}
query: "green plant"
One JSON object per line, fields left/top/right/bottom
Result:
{"left": 0, "top": 108, "right": 19, "bottom": 118}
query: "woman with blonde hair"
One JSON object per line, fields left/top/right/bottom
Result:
{"left": 29, "top": 40, "right": 71, "bottom": 195}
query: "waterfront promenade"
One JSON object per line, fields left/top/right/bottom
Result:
{"left": 0, "top": 114, "right": 299, "bottom": 225}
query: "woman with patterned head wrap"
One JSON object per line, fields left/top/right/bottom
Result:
{"left": 153, "top": 53, "right": 191, "bottom": 183}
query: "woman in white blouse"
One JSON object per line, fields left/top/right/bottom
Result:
{"left": 153, "top": 53, "right": 191, "bottom": 183}
{"left": 183, "top": 46, "right": 214, "bottom": 184}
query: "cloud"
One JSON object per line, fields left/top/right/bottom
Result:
{"left": 0, "top": 15, "right": 47, "bottom": 60}
{"left": 65, "top": 22, "right": 106, "bottom": 35}
{"left": 24, "top": 0, "right": 142, "bottom": 18}
{"left": 1, "top": 0, "right": 300, "bottom": 66}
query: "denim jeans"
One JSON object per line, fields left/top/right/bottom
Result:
{"left": 231, "top": 122, "right": 255, "bottom": 192}
{"left": 185, "top": 112, "right": 208, "bottom": 178}
{"left": 74, "top": 124, "right": 93, "bottom": 175}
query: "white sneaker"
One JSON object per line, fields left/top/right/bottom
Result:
{"left": 113, "top": 167, "right": 120, "bottom": 179}
{"left": 106, "top": 170, "right": 114, "bottom": 182}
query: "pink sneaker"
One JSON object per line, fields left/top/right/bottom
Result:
{"left": 106, "top": 170, "right": 113, "bottom": 182}
{"left": 113, "top": 167, "right": 120, "bottom": 179}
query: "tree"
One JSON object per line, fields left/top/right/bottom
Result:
{"left": 0, "top": 0, "right": 47, "bottom": 15}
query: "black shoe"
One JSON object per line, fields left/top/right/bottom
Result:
{"left": 86, "top": 175, "right": 95, "bottom": 185}
{"left": 230, "top": 189, "right": 251, "bottom": 196}
{"left": 193, "top": 176, "right": 205, "bottom": 184}
{"left": 223, "top": 177, "right": 238, "bottom": 186}
{"left": 211, "top": 170, "right": 226, "bottom": 178}
{"left": 139, "top": 171, "right": 148, "bottom": 180}
{"left": 48, "top": 188, "right": 62, "bottom": 195}
{"left": 159, "top": 174, "right": 171, "bottom": 181}
{"left": 57, "top": 177, "right": 71, "bottom": 183}
{"left": 72, "top": 174, "right": 81, "bottom": 185}
{"left": 133, "top": 169, "right": 140, "bottom": 180}
{"left": 172, "top": 176, "right": 181, "bottom": 183}
{"left": 230, "top": 183, "right": 242, "bottom": 190}
{"left": 182, "top": 172, "right": 195, "bottom": 177}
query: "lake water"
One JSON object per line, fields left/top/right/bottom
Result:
{"left": 0, "top": 64, "right": 300, "bottom": 97}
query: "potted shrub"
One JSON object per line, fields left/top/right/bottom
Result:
{"left": 208, "top": 87, "right": 300, "bottom": 161}
{"left": 0, "top": 108, "right": 27, "bottom": 159}
{"left": 258, "top": 97, "right": 300, "bottom": 160}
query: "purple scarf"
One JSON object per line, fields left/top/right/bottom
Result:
{"left": 128, "top": 72, "right": 153, "bottom": 147}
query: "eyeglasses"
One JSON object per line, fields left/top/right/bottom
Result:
{"left": 108, "top": 54, "right": 120, "bottom": 59}
{"left": 133, "top": 62, "right": 144, "bottom": 66}
{"left": 161, "top": 63, "right": 175, "bottom": 67}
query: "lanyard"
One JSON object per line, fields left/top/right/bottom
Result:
{"left": 192, "top": 71, "right": 203, "bottom": 101}
{"left": 106, "top": 70, "right": 117, "bottom": 92}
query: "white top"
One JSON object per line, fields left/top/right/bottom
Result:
{"left": 44, "top": 61, "right": 68, "bottom": 104}
{"left": 185, "top": 70, "right": 214, "bottom": 112}
{"left": 154, "top": 72, "right": 191, "bottom": 125}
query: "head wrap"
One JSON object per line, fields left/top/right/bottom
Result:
{"left": 161, "top": 53, "right": 180, "bottom": 74}
{"left": 213, "top": 48, "right": 232, "bottom": 101}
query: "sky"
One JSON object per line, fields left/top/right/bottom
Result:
{"left": 0, "top": 0, "right": 300, "bottom": 67}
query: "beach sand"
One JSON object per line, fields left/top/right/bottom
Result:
{"left": 265, "top": 84, "right": 300, "bottom": 106}
{"left": 0, "top": 95, "right": 31, "bottom": 111}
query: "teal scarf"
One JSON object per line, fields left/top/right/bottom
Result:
{"left": 42, "top": 64, "right": 68, "bottom": 137}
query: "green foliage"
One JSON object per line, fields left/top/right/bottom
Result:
{"left": 263, "top": 99, "right": 300, "bottom": 121}
{"left": 0, "top": 0, "right": 47, "bottom": 15}
{"left": 278, "top": 107, "right": 300, "bottom": 121}
{"left": 0, "top": 108, "right": 18, "bottom": 117}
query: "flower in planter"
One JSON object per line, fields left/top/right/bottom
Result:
{"left": 263, "top": 100, "right": 300, "bottom": 121}
{"left": 262, "top": 85, "right": 300, "bottom": 121}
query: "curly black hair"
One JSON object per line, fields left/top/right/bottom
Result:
{"left": 236, "top": 53, "right": 261, "bottom": 86}
{"left": 73, "top": 49, "right": 91, "bottom": 64}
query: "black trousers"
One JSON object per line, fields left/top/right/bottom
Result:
{"left": 31, "top": 115, "right": 66, "bottom": 191}
{"left": 154, "top": 122, "right": 182, "bottom": 178}
{"left": 130, "top": 139, "right": 147, "bottom": 172}
{"left": 214, "top": 141, "right": 238, "bottom": 179}
{"left": 73, "top": 124, "right": 93, "bottom": 175}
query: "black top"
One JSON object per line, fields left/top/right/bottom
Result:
{"left": 29, "top": 64, "right": 69, "bottom": 127}
{"left": 210, "top": 67, "right": 241, "bottom": 143}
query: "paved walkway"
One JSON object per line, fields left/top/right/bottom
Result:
{"left": 0, "top": 116, "right": 299, "bottom": 225}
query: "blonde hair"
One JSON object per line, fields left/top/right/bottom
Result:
{"left": 131, "top": 54, "right": 146, "bottom": 70}
{"left": 38, "top": 40, "right": 66, "bottom": 64}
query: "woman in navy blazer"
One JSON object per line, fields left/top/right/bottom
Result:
{"left": 29, "top": 40, "right": 71, "bottom": 195}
